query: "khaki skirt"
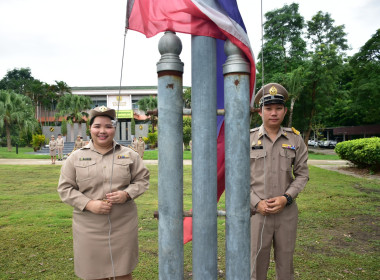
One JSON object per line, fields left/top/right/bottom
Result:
{"left": 72, "top": 201, "right": 139, "bottom": 279}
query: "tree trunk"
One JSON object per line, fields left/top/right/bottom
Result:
{"left": 304, "top": 84, "right": 317, "bottom": 146}
{"left": 5, "top": 122, "right": 12, "bottom": 152}
{"left": 287, "top": 97, "right": 296, "bottom": 127}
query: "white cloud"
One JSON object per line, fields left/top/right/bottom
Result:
{"left": 0, "top": 0, "right": 378, "bottom": 87}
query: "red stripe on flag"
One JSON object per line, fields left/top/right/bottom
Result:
{"left": 183, "top": 122, "right": 225, "bottom": 243}
{"left": 128, "top": 0, "right": 226, "bottom": 40}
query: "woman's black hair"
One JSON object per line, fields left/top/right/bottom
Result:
{"left": 89, "top": 115, "right": 114, "bottom": 126}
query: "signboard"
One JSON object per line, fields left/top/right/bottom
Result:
{"left": 108, "top": 95, "right": 132, "bottom": 110}
{"left": 117, "top": 110, "right": 134, "bottom": 119}
{"left": 107, "top": 95, "right": 133, "bottom": 119}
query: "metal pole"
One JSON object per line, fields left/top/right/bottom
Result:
{"left": 157, "top": 31, "right": 184, "bottom": 280}
{"left": 223, "top": 39, "right": 251, "bottom": 279}
{"left": 192, "top": 35, "right": 218, "bottom": 280}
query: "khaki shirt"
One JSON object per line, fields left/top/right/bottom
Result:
{"left": 58, "top": 140, "right": 150, "bottom": 211}
{"left": 250, "top": 125, "right": 309, "bottom": 209}
{"left": 56, "top": 138, "right": 64, "bottom": 147}
{"left": 49, "top": 140, "right": 57, "bottom": 150}
{"left": 74, "top": 139, "right": 83, "bottom": 150}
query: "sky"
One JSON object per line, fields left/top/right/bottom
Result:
{"left": 0, "top": 0, "right": 379, "bottom": 88}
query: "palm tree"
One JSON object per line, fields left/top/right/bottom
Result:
{"left": 0, "top": 90, "right": 38, "bottom": 151}
{"left": 55, "top": 94, "right": 93, "bottom": 124}
{"left": 137, "top": 96, "right": 157, "bottom": 132}
{"left": 51, "top": 80, "right": 72, "bottom": 96}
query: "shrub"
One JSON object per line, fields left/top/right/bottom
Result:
{"left": 61, "top": 119, "right": 67, "bottom": 136}
{"left": 31, "top": 134, "right": 46, "bottom": 151}
{"left": 335, "top": 137, "right": 380, "bottom": 171}
{"left": 183, "top": 116, "right": 191, "bottom": 146}
{"left": 147, "top": 132, "right": 158, "bottom": 148}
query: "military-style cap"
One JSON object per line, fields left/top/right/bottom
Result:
{"left": 254, "top": 83, "right": 289, "bottom": 106}
{"left": 89, "top": 105, "right": 116, "bottom": 122}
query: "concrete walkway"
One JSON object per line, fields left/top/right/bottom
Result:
{"left": 0, "top": 158, "right": 378, "bottom": 180}
{"left": 0, "top": 158, "right": 349, "bottom": 166}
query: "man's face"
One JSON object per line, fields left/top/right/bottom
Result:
{"left": 259, "top": 103, "right": 287, "bottom": 129}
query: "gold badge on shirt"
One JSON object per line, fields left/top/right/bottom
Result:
{"left": 282, "top": 144, "right": 296, "bottom": 150}
{"left": 118, "top": 155, "right": 129, "bottom": 159}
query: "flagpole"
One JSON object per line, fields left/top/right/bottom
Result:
{"left": 157, "top": 31, "right": 184, "bottom": 280}
{"left": 192, "top": 35, "right": 218, "bottom": 280}
{"left": 223, "top": 39, "right": 251, "bottom": 279}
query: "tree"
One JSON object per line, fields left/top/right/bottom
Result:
{"left": 256, "top": 3, "right": 307, "bottom": 127}
{"left": 302, "top": 11, "right": 349, "bottom": 143}
{"left": 183, "top": 87, "right": 191, "bottom": 108}
{"left": 55, "top": 94, "right": 93, "bottom": 124}
{"left": 0, "top": 67, "right": 34, "bottom": 95}
{"left": 257, "top": 3, "right": 307, "bottom": 86}
{"left": 0, "top": 90, "right": 38, "bottom": 151}
{"left": 51, "top": 80, "right": 72, "bottom": 96}
{"left": 137, "top": 96, "right": 157, "bottom": 132}
{"left": 349, "top": 29, "right": 380, "bottom": 124}
{"left": 284, "top": 66, "right": 306, "bottom": 127}
{"left": 183, "top": 116, "right": 191, "bottom": 146}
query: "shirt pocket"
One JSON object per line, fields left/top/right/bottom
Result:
{"left": 279, "top": 149, "right": 296, "bottom": 171}
{"left": 74, "top": 160, "right": 97, "bottom": 182}
{"left": 250, "top": 150, "right": 266, "bottom": 171}
{"left": 113, "top": 158, "right": 133, "bottom": 181}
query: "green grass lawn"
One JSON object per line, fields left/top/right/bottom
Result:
{"left": 0, "top": 147, "right": 50, "bottom": 159}
{"left": 0, "top": 164, "right": 379, "bottom": 279}
{"left": 1, "top": 147, "right": 339, "bottom": 161}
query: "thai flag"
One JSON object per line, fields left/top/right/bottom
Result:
{"left": 127, "top": 0, "right": 256, "bottom": 243}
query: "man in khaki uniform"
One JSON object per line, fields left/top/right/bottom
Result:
{"left": 56, "top": 134, "right": 64, "bottom": 161}
{"left": 250, "top": 83, "right": 309, "bottom": 280}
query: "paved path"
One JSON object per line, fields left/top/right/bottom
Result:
{"left": 0, "top": 158, "right": 378, "bottom": 180}
{"left": 0, "top": 158, "right": 348, "bottom": 166}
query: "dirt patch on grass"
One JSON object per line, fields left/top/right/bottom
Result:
{"left": 315, "top": 164, "right": 380, "bottom": 180}
{"left": 339, "top": 166, "right": 380, "bottom": 178}
{"left": 306, "top": 215, "right": 379, "bottom": 256}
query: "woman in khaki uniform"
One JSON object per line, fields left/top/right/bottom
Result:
{"left": 49, "top": 135, "right": 57, "bottom": 164}
{"left": 136, "top": 137, "right": 145, "bottom": 158}
{"left": 58, "top": 106, "right": 149, "bottom": 280}
{"left": 74, "top": 135, "right": 83, "bottom": 150}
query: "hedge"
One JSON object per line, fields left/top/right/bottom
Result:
{"left": 335, "top": 137, "right": 380, "bottom": 171}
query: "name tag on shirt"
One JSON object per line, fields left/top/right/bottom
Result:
{"left": 79, "top": 157, "right": 92, "bottom": 161}
{"left": 252, "top": 146, "right": 263, "bottom": 150}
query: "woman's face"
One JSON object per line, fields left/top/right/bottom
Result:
{"left": 90, "top": 116, "right": 115, "bottom": 148}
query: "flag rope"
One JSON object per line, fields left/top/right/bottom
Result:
{"left": 252, "top": 0, "right": 268, "bottom": 274}
{"left": 106, "top": 6, "right": 129, "bottom": 279}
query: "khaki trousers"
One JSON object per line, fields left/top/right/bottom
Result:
{"left": 57, "top": 146, "right": 64, "bottom": 159}
{"left": 251, "top": 203, "right": 298, "bottom": 280}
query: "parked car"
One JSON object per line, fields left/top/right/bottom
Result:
{"left": 321, "top": 140, "right": 337, "bottom": 148}
{"left": 308, "top": 140, "right": 318, "bottom": 147}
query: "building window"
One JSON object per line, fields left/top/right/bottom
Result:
{"left": 132, "top": 101, "right": 139, "bottom": 110}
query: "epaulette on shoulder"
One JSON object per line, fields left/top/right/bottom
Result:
{"left": 250, "top": 127, "right": 259, "bottom": 133}
{"left": 291, "top": 127, "right": 300, "bottom": 135}
{"left": 128, "top": 145, "right": 138, "bottom": 153}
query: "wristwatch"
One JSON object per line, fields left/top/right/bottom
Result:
{"left": 283, "top": 193, "right": 293, "bottom": 206}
